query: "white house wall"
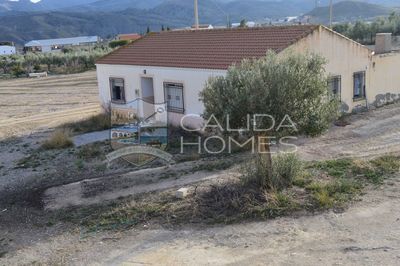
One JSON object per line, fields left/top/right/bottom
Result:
{"left": 0, "top": 46, "right": 16, "bottom": 55}
{"left": 289, "top": 26, "right": 372, "bottom": 112}
{"left": 96, "top": 64, "right": 226, "bottom": 125}
{"left": 369, "top": 52, "right": 400, "bottom": 107}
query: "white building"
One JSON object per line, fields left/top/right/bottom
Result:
{"left": 0, "top": 45, "right": 16, "bottom": 55}
{"left": 96, "top": 26, "right": 400, "bottom": 126}
{"left": 25, "top": 36, "right": 100, "bottom": 53}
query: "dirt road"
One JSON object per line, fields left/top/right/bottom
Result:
{"left": 296, "top": 104, "right": 400, "bottom": 160}
{"left": 74, "top": 177, "right": 400, "bottom": 265}
{"left": 0, "top": 72, "right": 100, "bottom": 139}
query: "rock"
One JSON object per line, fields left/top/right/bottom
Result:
{"left": 176, "top": 188, "right": 189, "bottom": 199}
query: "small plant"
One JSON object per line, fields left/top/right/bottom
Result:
{"left": 313, "top": 189, "right": 334, "bottom": 208}
{"left": 314, "top": 158, "right": 353, "bottom": 178}
{"left": 75, "top": 159, "right": 85, "bottom": 170}
{"left": 42, "top": 130, "right": 74, "bottom": 150}
{"left": 271, "top": 153, "right": 303, "bottom": 190}
{"left": 242, "top": 153, "right": 303, "bottom": 190}
{"left": 109, "top": 40, "right": 130, "bottom": 48}
{"left": 77, "top": 143, "right": 103, "bottom": 160}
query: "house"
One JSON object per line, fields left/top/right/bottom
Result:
{"left": 116, "top": 33, "right": 142, "bottom": 42}
{"left": 25, "top": 36, "right": 100, "bottom": 53}
{"left": 0, "top": 42, "right": 16, "bottom": 55}
{"left": 96, "top": 25, "right": 400, "bottom": 126}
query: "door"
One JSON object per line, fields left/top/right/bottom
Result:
{"left": 140, "top": 77, "right": 155, "bottom": 120}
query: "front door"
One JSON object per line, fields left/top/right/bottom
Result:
{"left": 141, "top": 77, "right": 155, "bottom": 120}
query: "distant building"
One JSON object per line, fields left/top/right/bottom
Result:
{"left": 231, "top": 21, "right": 256, "bottom": 28}
{"left": 116, "top": 33, "right": 142, "bottom": 42}
{"left": 191, "top": 24, "right": 214, "bottom": 30}
{"left": 0, "top": 42, "right": 16, "bottom": 55}
{"left": 24, "top": 36, "right": 100, "bottom": 53}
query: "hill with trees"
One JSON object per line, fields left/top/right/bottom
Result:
{"left": 307, "top": 1, "right": 396, "bottom": 23}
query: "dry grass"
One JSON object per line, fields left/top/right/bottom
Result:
{"left": 63, "top": 113, "right": 111, "bottom": 134}
{"left": 42, "top": 130, "right": 74, "bottom": 150}
{"left": 56, "top": 155, "right": 400, "bottom": 231}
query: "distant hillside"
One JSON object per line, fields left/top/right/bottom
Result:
{"left": 0, "top": 0, "right": 98, "bottom": 12}
{"left": 307, "top": 1, "right": 395, "bottom": 23}
{"left": 0, "top": 0, "right": 310, "bottom": 44}
{"left": 68, "top": 0, "right": 164, "bottom": 12}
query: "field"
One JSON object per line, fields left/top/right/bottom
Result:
{"left": 0, "top": 71, "right": 101, "bottom": 139}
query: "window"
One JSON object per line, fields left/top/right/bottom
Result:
{"left": 328, "top": 75, "right": 341, "bottom": 98}
{"left": 353, "top": 72, "right": 366, "bottom": 100}
{"left": 110, "top": 78, "right": 125, "bottom": 103}
{"left": 164, "top": 82, "right": 184, "bottom": 113}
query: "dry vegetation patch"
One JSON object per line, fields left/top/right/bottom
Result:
{"left": 42, "top": 130, "right": 74, "bottom": 150}
{"left": 55, "top": 155, "right": 399, "bottom": 232}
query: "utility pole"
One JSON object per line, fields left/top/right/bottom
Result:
{"left": 329, "top": 0, "right": 333, "bottom": 28}
{"left": 194, "top": 0, "right": 199, "bottom": 29}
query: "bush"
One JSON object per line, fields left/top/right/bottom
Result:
{"left": 272, "top": 153, "right": 303, "bottom": 190}
{"left": 242, "top": 153, "right": 303, "bottom": 190}
{"left": 109, "top": 40, "right": 129, "bottom": 48}
{"left": 42, "top": 130, "right": 74, "bottom": 150}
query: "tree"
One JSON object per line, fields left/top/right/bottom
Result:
{"left": 239, "top": 19, "right": 247, "bottom": 28}
{"left": 161, "top": 25, "right": 165, "bottom": 31}
{"left": 146, "top": 26, "right": 151, "bottom": 34}
{"left": 200, "top": 51, "right": 339, "bottom": 189}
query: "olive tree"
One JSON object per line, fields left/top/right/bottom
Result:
{"left": 200, "top": 51, "right": 339, "bottom": 189}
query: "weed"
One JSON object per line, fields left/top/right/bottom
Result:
{"left": 292, "top": 172, "right": 313, "bottom": 188}
{"left": 63, "top": 113, "right": 111, "bottom": 134}
{"left": 313, "top": 189, "right": 334, "bottom": 208}
{"left": 42, "top": 130, "right": 74, "bottom": 150}
{"left": 77, "top": 143, "right": 103, "bottom": 160}
{"left": 95, "top": 164, "right": 107, "bottom": 173}
{"left": 15, "top": 154, "right": 41, "bottom": 169}
{"left": 271, "top": 153, "right": 303, "bottom": 190}
{"left": 371, "top": 155, "right": 400, "bottom": 174}
{"left": 314, "top": 158, "right": 353, "bottom": 178}
{"left": 75, "top": 159, "right": 85, "bottom": 170}
{"left": 242, "top": 153, "right": 303, "bottom": 190}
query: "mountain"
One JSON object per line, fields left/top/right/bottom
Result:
{"left": 0, "top": 0, "right": 312, "bottom": 44}
{"left": 0, "top": 0, "right": 100, "bottom": 12}
{"left": 306, "top": 1, "right": 396, "bottom": 23}
{"left": 69, "top": 0, "right": 165, "bottom": 12}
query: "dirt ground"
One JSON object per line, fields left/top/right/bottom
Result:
{"left": 7, "top": 176, "right": 399, "bottom": 266}
{"left": 0, "top": 74, "right": 399, "bottom": 265}
{"left": 0, "top": 71, "right": 100, "bottom": 139}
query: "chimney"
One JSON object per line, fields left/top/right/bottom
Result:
{"left": 375, "top": 33, "right": 392, "bottom": 54}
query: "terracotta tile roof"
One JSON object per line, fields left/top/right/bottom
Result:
{"left": 117, "top": 33, "right": 142, "bottom": 41}
{"left": 97, "top": 25, "right": 318, "bottom": 70}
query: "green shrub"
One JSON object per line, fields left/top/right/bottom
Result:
{"left": 271, "top": 153, "right": 303, "bottom": 190}
{"left": 109, "top": 40, "right": 130, "bottom": 48}
{"left": 242, "top": 153, "right": 303, "bottom": 190}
